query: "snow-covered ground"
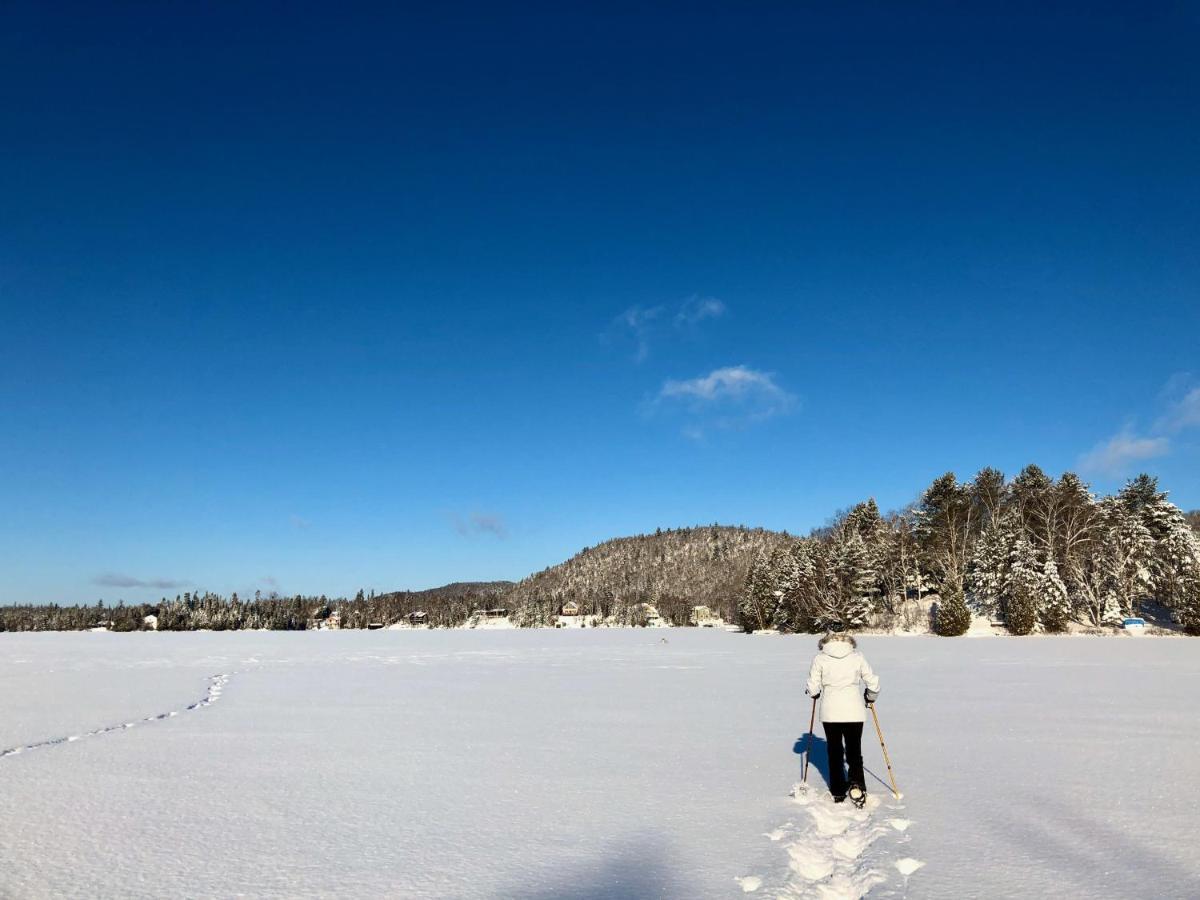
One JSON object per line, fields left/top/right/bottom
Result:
{"left": 1, "top": 631, "right": 1198, "bottom": 899}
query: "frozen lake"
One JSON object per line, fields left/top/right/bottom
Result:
{"left": 1, "top": 630, "right": 1198, "bottom": 898}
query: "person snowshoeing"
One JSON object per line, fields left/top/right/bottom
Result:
{"left": 805, "top": 631, "right": 880, "bottom": 807}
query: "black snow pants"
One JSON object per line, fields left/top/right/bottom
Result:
{"left": 822, "top": 721, "right": 865, "bottom": 797}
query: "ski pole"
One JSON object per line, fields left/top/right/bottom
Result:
{"left": 801, "top": 697, "right": 817, "bottom": 785}
{"left": 868, "top": 702, "right": 901, "bottom": 800}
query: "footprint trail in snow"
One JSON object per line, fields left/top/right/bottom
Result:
{"left": 0, "top": 672, "right": 232, "bottom": 760}
{"left": 741, "top": 784, "right": 924, "bottom": 898}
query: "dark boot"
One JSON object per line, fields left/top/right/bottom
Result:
{"left": 848, "top": 784, "right": 866, "bottom": 809}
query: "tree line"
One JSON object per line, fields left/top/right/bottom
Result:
{"left": 2, "top": 472, "right": 1196, "bottom": 635}
{"left": 0, "top": 584, "right": 511, "bottom": 633}
{"left": 737, "top": 467, "right": 1200, "bottom": 636}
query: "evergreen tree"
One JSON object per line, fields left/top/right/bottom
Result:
{"left": 1006, "top": 538, "right": 1041, "bottom": 635}
{"left": 1010, "top": 463, "right": 1058, "bottom": 555}
{"left": 934, "top": 582, "right": 971, "bottom": 636}
{"left": 826, "top": 531, "right": 874, "bottom": 629}
{"left": 770, "top": 544, "right": 805, "bottom": 633}
{"left": 779, "top": 540, "right": 822, "bottom": 633}
{"left": 738, "top": 550, "right": 778, "bottom": 632}
{"left": 1155, "top": 515, "right": 1200, "bottom": 612}
{"left": 1176, "top": 562, "right": 1200, "bottom": 635}
{"left": 1114, "top": 476, "right": 1200, "bottom": 615}
{"left": 967, "top": 512, "right": 1017, "bottom": 618}
{"left": 842, "top": 498, "right": 884, "bottom": 543}
{"left": 1040, "top": 558, "right": 1072, "bottom": 632}
{"left": 1098, "top": 497, "right": 1155, "bottom": 617}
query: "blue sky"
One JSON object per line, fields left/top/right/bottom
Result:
{"left": 2, "top": 2, "right": 1198, "bottom": 604}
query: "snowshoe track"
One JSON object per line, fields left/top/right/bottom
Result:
{"left": 0, "top": 672, "right": 232, "bottom": 760}
{"left": 741, "top": 784, "right": 924, "bottom": 898}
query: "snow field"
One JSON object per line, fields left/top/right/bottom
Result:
{"left": 1, "top": 631, "right": 1199, "bottom": 898}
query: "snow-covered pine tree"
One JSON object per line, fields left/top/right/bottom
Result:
{"left": 768, "top": 545, "right": 802, "bottom": 632}
{"left": 1006, "top": 538, "right": 1041, "bottom": 635}
{"left": 826, "top": 531, "right": 874, "bottom": 629}
{"left": 1097, "top": 497, "right": 1155, "bottom": 617}
{"left": 1115, "top": 477, "right": 1200, "bottom": 617}
{"left": 845, "top": 499, "right": 887, "bottom": 611}
{"left": 967, "top": 512, "right": 1017, "bottom": 619}
{"left": 777, "top": 539, "right": 821, "bottom": 633}
{"left": 1040, "top": 558, "right": 1072, "bottom": 632}
{"left": 1010, "top": 464, "right": 1055, "bottom": 553}
{"left": 1155, "top": 515, "right": 1200, "bottom": 614}
{"left": 842, "top": 498, "right": 884, "bottom": 542}
{"left": 934, "top": 581, "right": 971, "bottom": 636}
{"left": 1176, "top": 560, "right": 1200, "bottom": 635}
{"left": 738, "top": 549, "right": 777, "bottom": 632}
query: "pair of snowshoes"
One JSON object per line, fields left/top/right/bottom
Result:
{"left": 833, "top": 785, "right": 867, "bottom": 809}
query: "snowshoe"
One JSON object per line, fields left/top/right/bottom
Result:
{"left": 848, "top": 785, "right": 866, "bottom": 809}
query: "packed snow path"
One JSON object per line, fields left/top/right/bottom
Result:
{"left": 768, "top": 785, "right": 919, "bottom": 898}
{"left": 1, "top": 631, "right": 1199, "bottom": 898}
{"left": 0, "top": 672, "right": 231, "bottom": 759}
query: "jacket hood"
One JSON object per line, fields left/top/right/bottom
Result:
{"left": 819, "top": 634, "right": 857, "bottom": 658}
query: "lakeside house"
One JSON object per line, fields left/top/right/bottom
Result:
{"left": 636, "top": 603, "right": 665, "bottom": 627}
{"left": 472, "top": 608, "right": 509, "bottom": 619}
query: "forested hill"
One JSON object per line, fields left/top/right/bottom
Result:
{"left": 354, "top": 581, "right": 514, "bottom": 628}
{"left": 505, "top": 525, "right": 793, "bottom": 626}
{"left": 411, "top": 581, "right": 514, "bottom": 601}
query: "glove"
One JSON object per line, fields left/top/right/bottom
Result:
{"left": 864, "top": 689, "right": 879, "bottom": 704}
{"left": 807, "top": 691, "right": 821, "bottom": 700}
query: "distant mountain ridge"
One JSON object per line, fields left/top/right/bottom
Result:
{"left": 408, "top": 581, "right": 514, "bottom": 600}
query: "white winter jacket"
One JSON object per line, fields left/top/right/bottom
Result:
{"left": 805, "top": 637, "right": 880, "bottom": 724}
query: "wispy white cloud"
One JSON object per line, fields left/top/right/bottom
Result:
{"left": 609, "top": 296, "right": 727, "bottom": 362}
{"left": 451, "top": 511, "right": 509, "bottom": 539}
{"left": 1154, "top": 385, "right": 1200, "bottom": 434}
{"left": 659, "top": 365, "right": 780, "bottom": 402}
{"left": 655, "top": 365, "right": 796, "bottom": 436}
{"left": 93, "top": 573, "right": 189, "bottom": 590}
{"left": 613, "top": 305, "right": 663, "bottom": 362}
{"left": 1079, "top": 428, "right": 1171, "bottom": 476}
{"left": 1082, "top": 374, "right": 1200, "bottom": 476}
{"left": 673, "top": 296, "right": 726, "bottom": 328}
